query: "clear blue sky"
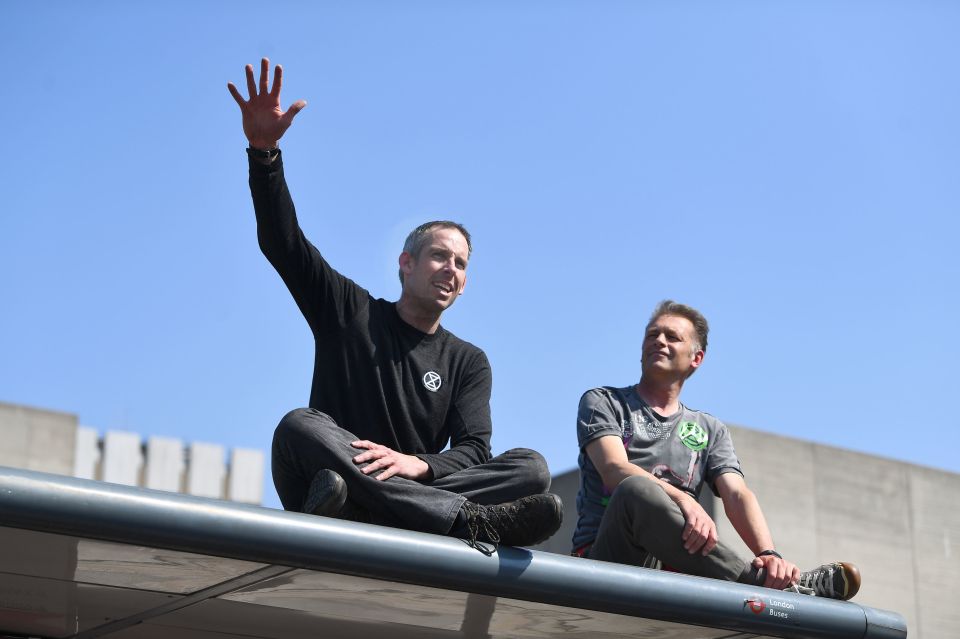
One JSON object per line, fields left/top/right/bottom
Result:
{"left": 2, "top": 1, "right": 957, "bottom": 508}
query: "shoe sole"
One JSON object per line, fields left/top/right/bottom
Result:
{"left": 837, "top": 561, "right": 861, "bottom": 600}
{"left": 303, "top": 470, "right": 347, "bottom": 517}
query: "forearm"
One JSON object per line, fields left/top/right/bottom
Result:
{"left": 584, "top": 433, "right": 693, "bottom": 506}
{"left": 601, "top": 461, "right": 694, "bottom": 506}
{"left": 423, "top": 360, "right": 493, "bottom": 479}
{"left": 248, "top": 152, "right": 308, "bottom": 265}
{"left": 722, "top": 487, "right": 775, "bottom": 555}
{"left": 418, "top": 438, "right": 490, "bottom": 479}
{"left": 247, "top": 151, "right": 345, "bottom": 334}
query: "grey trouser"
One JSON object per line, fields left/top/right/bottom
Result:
{"left": 271, "top": 408, "right": 551, "bottom": 535}
{"left": 587, "top": 475, "right": 748, "bottom": 581}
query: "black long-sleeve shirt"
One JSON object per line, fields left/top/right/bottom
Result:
{"left": 248, "top": 153, "right": 492, "bottom": 479}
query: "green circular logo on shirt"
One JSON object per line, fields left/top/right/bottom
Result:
{"left": 678, "top": 421, "right": 708, "bottom": 451}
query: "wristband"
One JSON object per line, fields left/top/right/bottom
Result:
{"left": 758, "top": 549, "right": 783, "bottom": 559}
{"left": 246, "top": 146, "right": 279, "bottom": 160}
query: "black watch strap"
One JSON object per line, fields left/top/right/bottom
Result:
{"left": 758, "top": 549, "right": 783, "bottom": 559}
{"left": 246, "top": 146, "right": 279, "bottom": 160}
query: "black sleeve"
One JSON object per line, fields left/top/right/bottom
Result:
{"left": 248, "top": 152, "right": 367, "bottom": 334}
{"left": 417, "top": 350, "right": 493, "bottom": 479}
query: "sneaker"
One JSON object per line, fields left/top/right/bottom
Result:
{"left": 459, "top": 493, "right": 563, "bottom": 555}
{"left": 302, "top": 469, "right": 348, "bottom": 517}
{"left": 788, "top": 562, "right": 861, "bottom": 600}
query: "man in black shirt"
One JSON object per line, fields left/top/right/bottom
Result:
{"left": 228, "top": 58, "right": 561, "bottom": 552}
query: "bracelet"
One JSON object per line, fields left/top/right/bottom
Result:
{"left": 758, "top": 549, "right": 783, "bottom": 559}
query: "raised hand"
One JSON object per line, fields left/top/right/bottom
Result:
{"left": 227, "top": 58, "right": 306, "bottom": 150}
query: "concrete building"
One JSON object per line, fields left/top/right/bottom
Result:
{"left": 4, "top": 399, "right": 951, "bottom": 636}
{"left": 537, "top": 424, "right": 959, "bottom": 639}
{"left": 0, "top": 401, "right": 264, "bottom": 504}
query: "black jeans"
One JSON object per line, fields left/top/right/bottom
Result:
{"left": 272, "top": 408, "right": 552, "bottom": 535}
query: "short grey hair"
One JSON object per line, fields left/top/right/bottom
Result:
{"left": 647, "top": 300, "right": 709, "bottom": 379}
{"left": 398, "top": 220, "right": 472, "bottom": 284}
{"left": 651, "top": 298, "right": 708, "bottom": 347}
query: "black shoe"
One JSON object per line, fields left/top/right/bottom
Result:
{"left": 302, "top": 469, "right": 347, "bottom": 517}
{"left": 459, "top": 493, "right": 563, "bottom": 555}
{"left": 787, "top": 561, "right": 862, "bottom": 600}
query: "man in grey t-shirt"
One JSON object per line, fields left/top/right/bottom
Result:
{"left": 572, "top": 300, "right": 862, "bottom": 600}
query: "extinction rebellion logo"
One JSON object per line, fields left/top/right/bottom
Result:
{"left": 422, "top": 371, "right": 442, "bottom": 392}
{"left": 678, "top": 421, "right": 708, "bottom": 451}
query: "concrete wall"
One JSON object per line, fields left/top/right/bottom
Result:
{"left": 0, "top": 402, "right": 264, "bottom": 505}
{"left": 0, "top": 402, "right": 77, "bottom": 476}
{"left": 540, "top": 424, "right": 960, "bottom": 639}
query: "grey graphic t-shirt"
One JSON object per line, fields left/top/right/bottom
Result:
{"left": 572, "top": 385, "right": 743, "bottom": 551}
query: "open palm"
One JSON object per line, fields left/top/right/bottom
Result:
{"left": 228, "top": 58, "right": 306, "bottom": 150}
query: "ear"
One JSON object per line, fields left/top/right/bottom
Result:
{"left": 399, "top": 251, "right": 415, "bottom": 280}
{"left": 458, "top": 273, "right": 467, "bottom": 295}
{"left": 690, "top": 349, "right": 705, "bottom": 370}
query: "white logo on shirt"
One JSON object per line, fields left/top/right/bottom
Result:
{"left": 423, "top": 371, "right": 442, "bottom": 392}
{"left": 636, "top": 412, "right": 672, "bottom": 441}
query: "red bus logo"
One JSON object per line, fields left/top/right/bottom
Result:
{"left": 743, "top": 597, "right": 766, "bottom": 614}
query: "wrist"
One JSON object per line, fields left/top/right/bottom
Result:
{"left": 248, "top": 139, "right": 278, "bottom": 152}
{"left": 758, "top": 549, "right": 783, "bottom": 559}
{"left": 671, "top": 492, "right": 697, "bottom": 510}
{"left": 246, "top": 146, "right": 280, "bottom": 164}
{"left": 412, "top": 455, "right": 432, "bottom": 480}
{"left": 663, "top": 482, "right": 691, "bottom": 502}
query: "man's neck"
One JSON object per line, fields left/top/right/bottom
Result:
{"left": 395, "top": 298, "right": 442, "bottom": 334}
{"left": 635, "top": 376, "right": 684, "bottom": 416}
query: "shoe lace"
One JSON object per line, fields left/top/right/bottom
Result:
{"left": 463, "top": 502, "right": 501, "bottom": 556}
{"left": 801, "top": 564, "right": 838, "bottom": 598}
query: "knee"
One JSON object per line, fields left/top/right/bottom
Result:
{"left": 609, "top": 475, "right": 664, "bottom": 510}
{"left": 273, "top": 408, "right": 337, "bottom": 449}
{"left": 504, "top": 448, "right": 551, "bottom": 494}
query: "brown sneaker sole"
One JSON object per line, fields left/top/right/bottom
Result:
{"left": 837, "top": 561, "right": 861, "bottom": 600}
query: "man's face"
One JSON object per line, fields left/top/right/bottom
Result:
{"left": 399, "top": 227, "right": 469, "bottom": 313}
{"left": 641, "top": 314, "right": 703, "bottom": 379}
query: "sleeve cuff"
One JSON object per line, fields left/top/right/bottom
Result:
{"left": 578, "top": 427, "right": 622, "bottom": 450}
{"left": 415, "top": 453, "right": 446, "bottom": 480}
{"left": 247, "top": 148, "right": 283, "bottom": 172}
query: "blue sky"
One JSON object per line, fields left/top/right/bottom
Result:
{"left": 2, "top": 1, "right": 958, "bottom": 508}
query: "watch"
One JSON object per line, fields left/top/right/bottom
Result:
{"left": 246, "top": 146, "right": 280, "bottom": 160}
{"left": 758, "top": 549, "right": 783, "bottom": 559}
